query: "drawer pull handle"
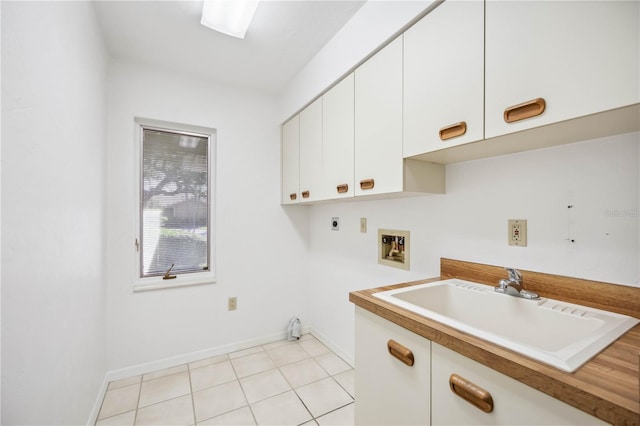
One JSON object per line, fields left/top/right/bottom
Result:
{"left": 504, "top": 98, "right": 546, "bottom": 123}
{"left": 439, "top": 121, "right": 467, "bottom": 141}
{"left": 336, "top": 183, "right": 349, "bottom": 194}
{"left": 449, "top": 374, "right": 494, "bottom": 413}
{"left": 301, "top": 191, "right": 310, "bottom": 199}
{"left": 360, "top": 179, "right": 375, "bottom": 190}
{"left": 289, "top": 193, "right": 297, "bottom": 201}
{"left": 387, "top": 339, "right": 414, "bottom": 367}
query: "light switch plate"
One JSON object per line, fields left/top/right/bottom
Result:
{"left": 331, "top": 217, "right": 339, "bottom": 231}
{"left": 360, "top": 218, "right": 367, "bottom": 233}
{"left": 508, "top": 219, "right": 527, "bottom": 246}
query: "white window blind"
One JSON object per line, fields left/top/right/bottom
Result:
{"left": 140, "top": 127, "right": 210, "bottom": 278}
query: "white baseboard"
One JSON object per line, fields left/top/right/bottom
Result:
{"left": 87, "top": 330, "right": 291, "bottom": 425}
{"left": 87, "top": 325, "right": 348, "bottom": 426}
{"left": 87, "top": 377, "right": 109, "bottom": 426}
{"left": 308, "top": 327, "right": 354, "bottom": 367}
{"left": 106, "top": 331, "right": 291, "bottom": 383}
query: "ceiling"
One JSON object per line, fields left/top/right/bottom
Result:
{"left": 93, "top": 1, "right": 365, "bottom": 94}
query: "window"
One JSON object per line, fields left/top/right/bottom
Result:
{"left": 134, "top": 118, "right": 216, "bottom": 291}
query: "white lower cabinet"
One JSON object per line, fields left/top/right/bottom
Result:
{"left": 355, "top": 308, "right": 608, "bottom": 426}
{"left": 431, "top": 343, "right": 607, "bottom": 425}
{"left": 355, "top": 307, "right": 431, "bottom": 425}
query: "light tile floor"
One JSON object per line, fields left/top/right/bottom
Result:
{"left": 96, "top": 334, "right": 355, "bottom": 426}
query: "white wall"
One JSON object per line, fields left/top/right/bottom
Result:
{"left": 1, "top": 2, "right": 108, "bottom": 424}
{"left": 105, "top": 60, "right": 310, "bottom": 371}
{"left": 279, "top": 0, "right": 436, "bottom": 121}
{"left": 1, "top": 2, "right": 4, "bottom": 421}
{"left": 306, "top": 133, "right": 640, "bottom": 361}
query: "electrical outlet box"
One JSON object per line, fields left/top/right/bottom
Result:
{"left": 378, "top": 229, "right": 410, "bottom": 270}
{"left": 508, "top": 219, "right": 527, "bottom": 246}
{"left": 228, "top": 297, "right": 237, "bottom": 311}
{"left": 360, "top": 218, "right": 367, "bottom": 233}
{"left": 331, "top": 217, "right": 339, "bottom": 231}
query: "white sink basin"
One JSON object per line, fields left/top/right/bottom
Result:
{"left": 374, "top": 278, "right": 639, "bottom": 372}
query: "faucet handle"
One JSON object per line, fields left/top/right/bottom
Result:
{"left": 505, "top": 267, "right": 521, "bottom": 282}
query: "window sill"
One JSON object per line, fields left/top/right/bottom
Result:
{"left": 133, "top": 272, "right": 216, "bottom": 292}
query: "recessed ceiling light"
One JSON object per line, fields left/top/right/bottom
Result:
{"left": 201, "top": 0, "right": 260, "bottom": 39}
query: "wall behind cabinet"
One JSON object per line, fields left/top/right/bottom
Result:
{"left": 279, "top": 0, "right": 436, "bottom": 121}
{"left": 307, "top": 132, "right": 639, "bottom": 363}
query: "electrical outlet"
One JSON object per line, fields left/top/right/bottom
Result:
{"left": 331, "top": 217, "right": 339, "bottom": 231}
{"left": 508, "top": 219, "right": 527, "bottom": 246}
{"left": 360, "top": 218, "right": 367, "bottom": 233}
{"left": 228, "top": 297, "right": 237, "bottom": 311}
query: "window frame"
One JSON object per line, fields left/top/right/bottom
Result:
{"left": 133, "top": 117, "right": 217, "bottom": 292}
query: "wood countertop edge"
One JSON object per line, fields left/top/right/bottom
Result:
{"left": 349, "top": 280, "right": 640, "bottom": 426}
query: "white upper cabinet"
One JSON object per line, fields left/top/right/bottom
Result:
{"left": 355, "top": 37, "right": 404, "bottom": 196}
{"left": 403, "top": 0, "right": 484, "bottom": 158}
{"left": 298, "top": 97, "right": 324, "bottom": 202}
{"left": 485, "top": 0, "right": 640, "bottom": 139}
{"left": 323, "top": 73, "right": 355, "bottom": 200}
{"left": 281, "top": 115, "right": 299, "bottom": 205}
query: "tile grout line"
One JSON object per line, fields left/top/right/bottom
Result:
{"left": 95, "top": 379, "right": 143, "bottom": 425}
{"left": 98, "top": 335, "right": 353, "bottom": 425}
{"left": 267, "top": 338, "right": 355, "bottom": 424}
{"left": 187, "top": 363, "right": 197, "bottom": 426}
{"left": 262, "top": 340, "right": 311, "bottom": 420}
{"left": 136, "top": 370, "right": 195, "bottom": 423}
{"left": 132, "top": 377, "right": 142, "bottom": 426}
{"left": 314, "top": 401, "right": 355, "bottom": 424}
{"left": 331, "top": 371, "right": 355, "bottom": 400}
{"left": 228, "top": 348, "right": 259, "bottom": 426}
{"left": 265, "top": 339, "right": 316, "bottom": 425}
{"left": 94, "top": 384, "right": 107, "bottom": 425}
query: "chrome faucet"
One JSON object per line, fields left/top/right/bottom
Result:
{"left": 495, "top": 268, "right": 539, "bottom": 300}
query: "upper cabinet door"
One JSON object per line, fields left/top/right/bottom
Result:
{"left": 323, "top": 73, "right": 355, "bottom": 200}
{"left": 355, "top": 37, "right": 403, "bottom": 196}
{"left": 403, "top": 0, "right": 484, "bottom": 158}
{"left": 281, "top": 116, "right": 299, "bottom": 205}
{"left": 485, "top": 0, "right": 640, "bottom": 139}
{"left": 299, "top": 97, "right": 324, "bottom": 202}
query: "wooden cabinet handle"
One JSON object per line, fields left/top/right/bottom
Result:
{"left": 301, "top": 191, "right": 310, "bottom": 199}
{"left": 439, "top": 121, "right": 467, "bottom": 141}
{"left": 289, "top": 193, "right": 297, "bottom": 201}
{"left": 449, "top": 374, "right": 494, "bottom": 413}
{"left": 360, "top": 179, "right": 375, "bottom": 190}
{"left": 387, "top": 339, "right": 414, "bottom": 367}
{"left": 504, "top": 98, "right": 546, "bottom": 123}
{"left": 336, "top": 184, "right": 349, "bottom": 194}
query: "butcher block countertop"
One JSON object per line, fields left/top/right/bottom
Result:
{"left": 349, "top": 259, "right": 640, "bottom": 426}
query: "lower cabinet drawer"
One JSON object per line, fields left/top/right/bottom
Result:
{"left": 355, "top": 307, "right": 431, "bottom": 425}
{"left": 431, "top": 343, "right": 608, "bottom": 425}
